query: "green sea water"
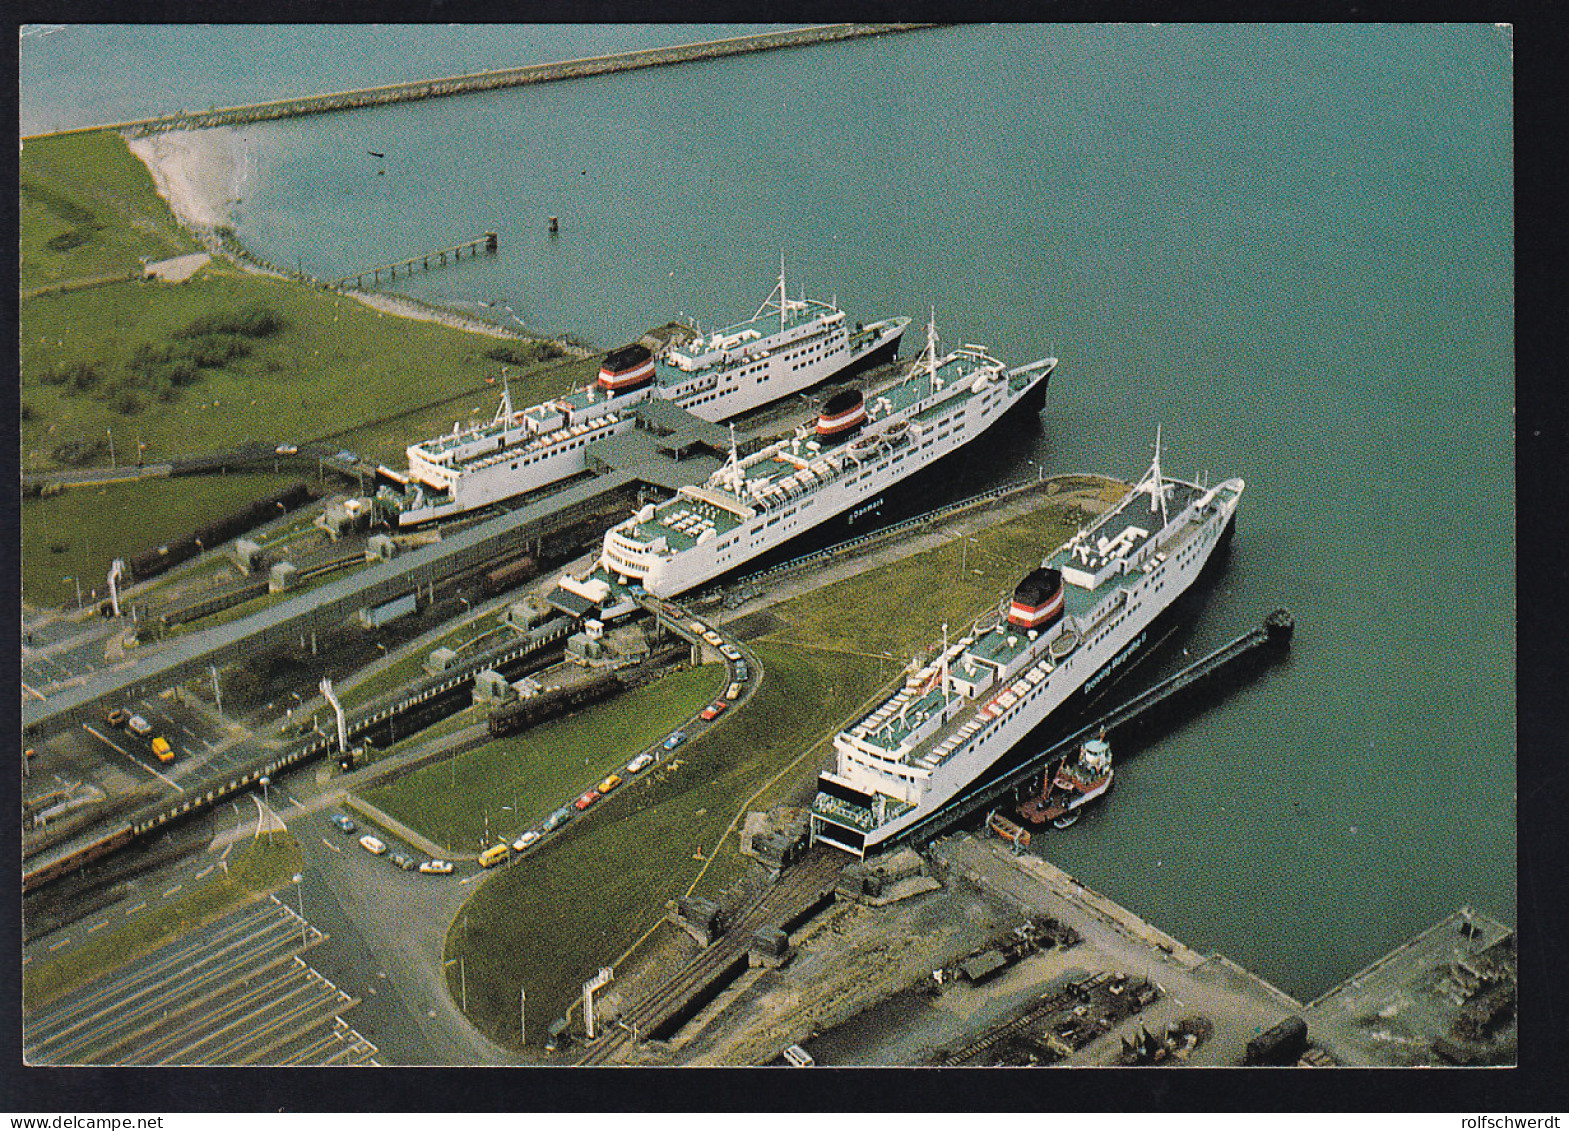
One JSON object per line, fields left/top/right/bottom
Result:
{"left": 22, "top": 23, "right": 1514, "bottom": 1000}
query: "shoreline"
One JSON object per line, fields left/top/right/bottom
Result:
{"left": 123, "top": 129, "right": 592, "bottom": 356}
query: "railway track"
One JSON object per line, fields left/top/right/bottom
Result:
{"left": 576, "top": 845, "right": 848, "bottom": 1065}
{"left": 929, "top": 971, "right": 1115, "bottom": 1066}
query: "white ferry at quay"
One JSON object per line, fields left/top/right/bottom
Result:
{"left": 374, "top": 264, "right": 908, "bottom": 526}
{"left": 590, "top": 318, "right": 1056, "bottom": 599}
{"left": 809, "top": 438, "right": 1245, "bottom": 857}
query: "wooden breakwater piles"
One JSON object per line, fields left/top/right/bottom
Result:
{"left": 27, "top": 24, "right": 934, "bottom": 141}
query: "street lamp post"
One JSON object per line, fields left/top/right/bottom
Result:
{"left": 293, "top": 871, "right": 306, "bottom": 948}
{"left": 63, "top": 576, "right": 81, "bottom": 610}
{"left": 107, "top": 428, "right": 115, "bottom": 469}
{"left": 259, "top": 775, "right": 275, "bottom": 845}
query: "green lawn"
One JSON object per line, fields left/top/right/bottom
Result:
{"left": 22, "top": 832, "right": 302, "bottom": 1014}
{"left": 361, "top": 662, "right": 728, "bottom": 854}
{"left": 20, "top": 131, "right": 589, "bottom": 476}
{"left": 21, "top": 130, "right": 197, "bottom": 291}
{"left": 441, "top": 640, "right": 884, "bottom": 1046}
{"left": 339, "top": 617, "right": 512, "bottom": 711}
{"left": 21, "top": 472, "right": 300, "bottom": 609}
{"left": 439, "top": 500, "right": 1092, "bottom": 1048}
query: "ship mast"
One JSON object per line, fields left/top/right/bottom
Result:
{"left": 725, "top": 423, "right": 742, "bottom": 492}
{"left": 1144, "top": 425, "right": 1171, "bottom": 524}
{"left": 940, "top": 622, "right": 950, "bottom": 704}
{"left": 493, "top": 370, "right": 514, "bottom": 426}
{"left": 910, "top": 310, "right": 939, "bottom": 384}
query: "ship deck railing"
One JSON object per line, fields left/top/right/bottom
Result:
{"left": 810, "top": 791, "right": 913, "bottom": 832}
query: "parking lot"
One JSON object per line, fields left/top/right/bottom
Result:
{"left": 25, "top": 897, "right": 378, "bottom": 1066}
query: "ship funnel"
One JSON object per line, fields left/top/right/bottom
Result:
{"left": 1007, "top": 567, "right": 1064, "bottom": 631}
{"left": 816, "top": 388, "right": 866, "bottom": 440}
{"left": 598, "top": 344, "right": 656, "bottom": 394}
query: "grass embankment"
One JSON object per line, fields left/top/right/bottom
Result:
{"left": 21, "top": 473, "right": 300, "bottom": 609}
{"left": 338, "top": 616, "right": 512, "bottom": 711}
{"left": 22, "top": 833, "right": 304, "bottom": 1015}
{"left": 19, "top": 129, "right": 587, "bottom": 603}
{"left": 442, "top": 503, "right": 1085, "bottom": 1047}
{"left": 21, "top": 130, "right": 197, "bottom": 291}
{"left": 361, "top": 663, "right": 728, "bottom": 855}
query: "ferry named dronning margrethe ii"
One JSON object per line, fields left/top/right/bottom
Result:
{"left": 809, "top": 437, "right": 1244, "bottom": 857}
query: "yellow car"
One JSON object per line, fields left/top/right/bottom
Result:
{"left": 597, "top": 774, "right": 623, "bottom": 795}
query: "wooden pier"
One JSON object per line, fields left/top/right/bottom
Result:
{"left": 326, "top": 232, "right": 497, "bottom": 290}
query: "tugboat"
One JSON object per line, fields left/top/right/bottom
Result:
{"left": 1018, "top": 736, "right": 1114, "bottom": 829}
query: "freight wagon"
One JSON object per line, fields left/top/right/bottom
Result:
{"left": 129, "top": 481, "right": 316, "bottom": 581}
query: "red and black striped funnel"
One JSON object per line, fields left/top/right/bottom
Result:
{"left": 598, "top": 344, "right": 655, "bottom": 393}
{"left": 816, "top": 388, "right": 867, "bottom": 439}
{"left": 1008, "top": 567, "right": 1065, "bottom": 630}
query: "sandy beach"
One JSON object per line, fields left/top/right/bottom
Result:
{"left": 126, "top": 128, "right": 242, "bottom": 236}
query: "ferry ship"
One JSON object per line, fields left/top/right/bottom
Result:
{"left": 594, "top": 318, "right": 1056, "bottom": 598}
{"left": 374, "top": 264, "right": 908, "bottom": 526}
{"left": 809, "top": 438, "right": 1244, "bottom": 857}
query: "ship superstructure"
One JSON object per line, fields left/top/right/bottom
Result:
{"left": 595, "top": 318, "right": 1056, "bottom": 598}
{"left": 809, "top": 438, "right": 1244, "bottom": 856}
{"left": 374, "top": 264, "right": 908, "bottom": 526}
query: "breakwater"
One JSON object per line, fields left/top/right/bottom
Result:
{"left": 24, "top": 25, "right": 934, "bottom": 141}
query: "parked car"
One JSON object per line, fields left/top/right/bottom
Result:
{"left": 542, "top": 807, "right": 574, "bottom": 832}
{"left": 127, "top": 714, "right": 153, "bottom": 737}
{"left": 150, "top": 736, "right": 173, "bottom": 763}
{"left": 726, "top": 682, "right": 742, "bottom": 701}
{"left": 106, "top": 708, "right": 130, "bottom": 728}
{"left": 512, "top": 830, "right": 541, "bottom": 852}
{"left": 597, "top": 773, "right": 623, "bottom": 795}
{"left": 359, "top": 835, "right": 387, "bottom": 855}
{"left": 700, "top": 701, "right": 728, "bottom": 721}
{"left": 419, "top": 859, "right": 455, "bottom": 875}
{"left": 390, "top": 853, "right": 417, "bottom": 871}
{"left": 330, "top": 814, "right": 357, "bottom": 834}
{"left": 662, "top": 731, "right": 686, "bottom": 751}
{"left": 626, "top": 752, "right": 654, "bottom": 774}
{"left": 274, "top": 442, "right": 299, "bottom": 455}
{"left": 573, "top": 789, "right": 602, "bottom": 811}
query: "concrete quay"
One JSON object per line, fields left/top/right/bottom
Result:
{"left": 931, "top": 834, "right": 1302, "bottom": 1066}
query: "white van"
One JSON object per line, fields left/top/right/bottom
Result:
{"left": 359, "top": 835, "right": 387, "bottom": 855}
